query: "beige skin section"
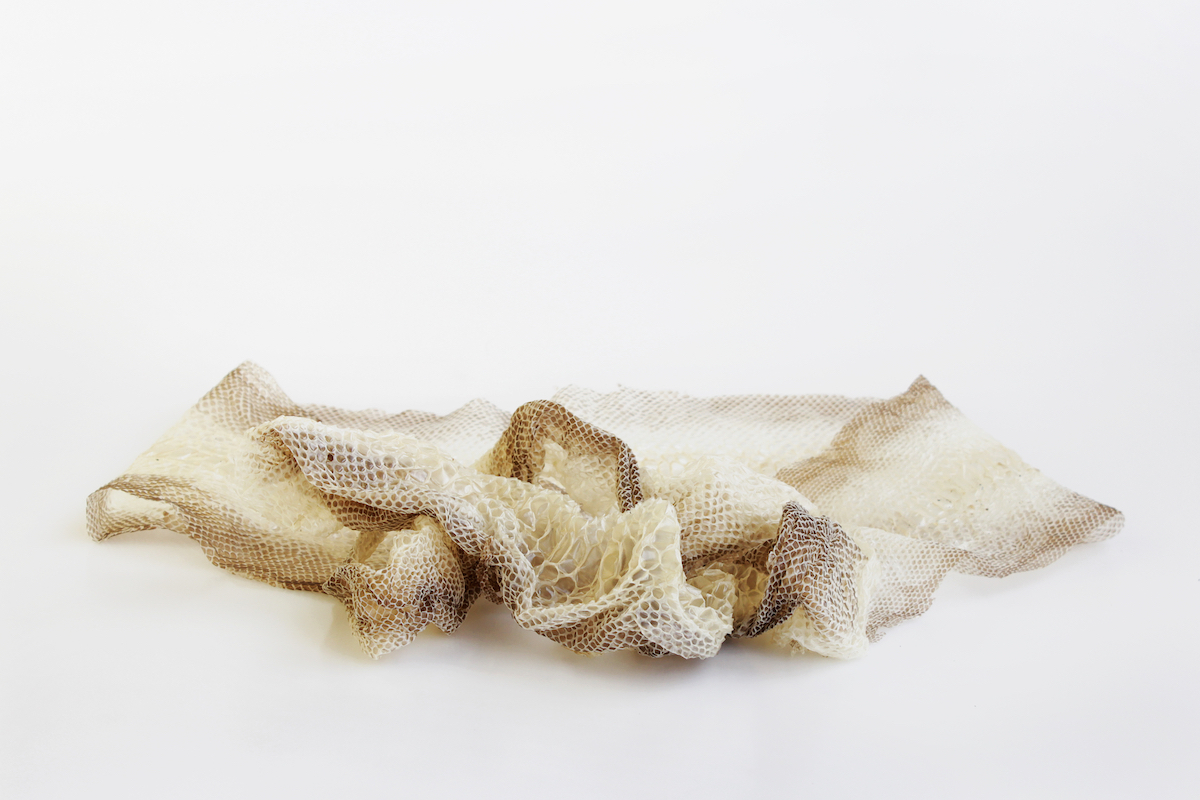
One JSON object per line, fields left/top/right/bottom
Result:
{"left": 87, "top": 363, "right": 1122, "bottom": 660}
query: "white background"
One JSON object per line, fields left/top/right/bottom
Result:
{"left": 2, "top": 2, "right": 1196, "bottom": 798}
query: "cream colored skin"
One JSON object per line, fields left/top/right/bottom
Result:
{"left": 88, "top": 363, "right": 1122, "bottom": 660}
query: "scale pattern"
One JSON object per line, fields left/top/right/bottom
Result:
{"left": 86, "top": 363, "right": 1123, "bottom": 659}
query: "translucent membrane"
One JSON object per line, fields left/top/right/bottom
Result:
{"left": 87, "top": 364, "right": 1123, "bottom": 659}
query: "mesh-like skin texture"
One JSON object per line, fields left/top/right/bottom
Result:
{"left": 87, "top": 363, "right": 1123, "bottom": 660}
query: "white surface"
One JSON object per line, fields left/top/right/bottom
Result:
{"left": 1, "top": 2, "right": 1196, "bottom": 798}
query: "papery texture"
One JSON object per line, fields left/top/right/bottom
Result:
{"left": 87, "top": 363, "right": 1122, "bottom": 659}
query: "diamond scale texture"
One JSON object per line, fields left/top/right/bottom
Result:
{"left": 86, "top": 363, "right": 1123, "bottom": 660}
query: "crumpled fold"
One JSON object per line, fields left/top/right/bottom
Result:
{"left": 87, "top": 363, "right": 1123, "bottom": 659}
